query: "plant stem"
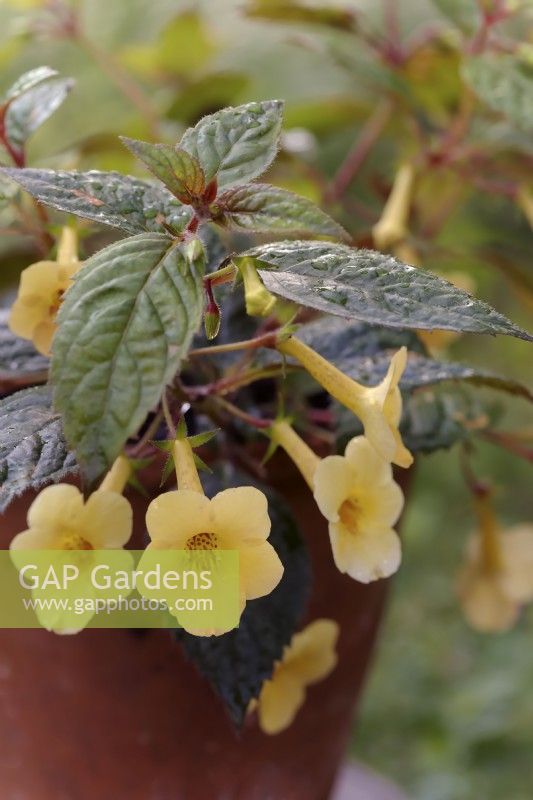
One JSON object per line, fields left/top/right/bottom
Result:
{"left": 213, "top": 397, "right": 272, "bottom": 429}
{"left": 189, "top": 330, "right": 277, "bottom": 358}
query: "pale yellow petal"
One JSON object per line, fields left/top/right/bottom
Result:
{"left": 10, "top": 527, "right": 59, "bottom": 551}
{"left": 371, "top": 347, "right": 406, "bottom": 407}
{"left": 32, "top": 318, "right": 56, "bottom": 356}
{"left": 458, "top": 567, "right": 518, "bottom": 632}
{"left": 329, "top": 522, "right": 401, "bottom": 583}
{"left": 313, "top": 455, "right": 356, "bottom": 522}
{"left": 358, "top": 478, "right": 404, "bottom": 530}
{"left": 83, "top": 491, "right": 133, "bottom": 548}
{"left": 8, "top": 296, "right": 47, "bottom": 340}
{"left": 27, "top": 484, "right": 85, "bottom": 535}
{"left": 145, "top": 490, "right": 211, "bottom": 547}
{"left": 359, "top": 402, "right": 397, "bottom": 464}
{"left": 284, "top": 619, "right": 339, "bottom": 685}
{"left": 239, "top": 541, "right": 284, "bottom": 600}
{"left": 500, "top": 525, "right": 533, "bottom": 603}
{"left": 258, "top": 668, "right": 306, "bottom": 735}
{"left": 18, "top": 261, "right": 60, "bottom": 297}
{"left": 210, "top": 487, "right": 271, "bottom": 546}
{"left": 344, "top": 436, "right": 392, "bottom": 485}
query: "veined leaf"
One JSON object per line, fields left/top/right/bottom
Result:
{"left": 121, "top": 137, "right": 206, "bottom": 203}
{"left": 0, "top": 310, "right": 48, "bottom": 389}
{"left": 3, "top": 67, "right": 58, "bottom": 104}
{"left": 177, "top": 474, "right": 310, "bottom": 727}
{"left": 0, "top": 386, "right": 77, "bottom": 513}
{"left": 180, "top": 99, "right": 284, "bottom": 189}
{"left": 51, "top": 234, "right": 205, "bottom": 483}
{"left": 1, "top": 168, "right": 192, "bottom": 235}
{"left": 5, "top": 77, "right": 74, "bottom": 150}
{"left": 245, "top": 0, "right": 357, "bottom": 30}
{"left": 216, "top": 183, "right": 348, "bottom": 238}
{"left": 463, "top": 55, "right": 533, "bottom": 132}
{"left": 239, "top": 241, "right": 533, "bottom": 341}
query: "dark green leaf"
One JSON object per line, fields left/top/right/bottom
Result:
{"left": 463, "top": 55, "right": 533, "bottom": 132}
{"left": 217, "top": 183, "right": 348, "bottom": 238}
{"left": 1, "top": 168, "right": 192, "bottom": 235}
{"left": 120, "top": 138, "right": 206, "bottom": 203}
{"left": 180, "top": 99, "right": 284, "bottom": 189}
{"left": 5, "top": 78, "right": 74, "bottom": 150}
{"left": 51, "top": 234, "right": 205, "bottom": 483}
{"left": 245, "top": 0, "right": 357, "bottom": 30}
{"left": 3, "top": 67, "right": 58, "bottom": 103}
{"left": 177, "top": 477, "right": 310, "bottom": 727}
{"left": 239, "top": 241, "right": 533, "bottom": 341}
{"left": 0, "top": 386, "right": 77, "bottom": 512}
{"left": 0, "top": 311, "right": 48, "bottom": 389}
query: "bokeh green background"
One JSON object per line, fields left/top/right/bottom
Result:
{"left": 0, "top": 1, "right": 531, "bottom": 797}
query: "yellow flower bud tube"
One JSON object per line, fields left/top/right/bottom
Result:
{"left": 372, "top": 163, "right": 415, "bottom": 251}
{"left": 99, "top": 455, "right": 131, "bottom": 494}
{"left": 238, "top": 257, "right": 278, "bottom": 317}
{"left": 270, "top": 420, "right": 320, "bottom": 489}
{"left": 173, "top": 438, "right": 203, "bottom": 494}
{"left": 56, "top": 226, "right": 79, "bottom": 266}
{"left": 277, "top": 337, "right": 412, "bottom": 468}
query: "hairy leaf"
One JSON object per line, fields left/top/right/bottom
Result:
{"left": 3, "top": 67, "right": 58, "bottom": 103}
{"left": 0, "top": 386, "right": 77, "bottom": 512}
{"left": 5, "top": 78, "right": 74, "bottom": 150}
{"left": 0, "top": 310, "right": 48, "bottom": 388}
{"left": 52, "top": 234, "right": 205, "bottom": 483}
{"left": 239, "top": 241, "right": 533, "bottom": 341}
{"left": 217, "top": 183, "right": 348, "bottom": 238}
{"left": 121, "top": 138, "right": 206, "bottom": 202}
{"left": 1, "top": 168, "right": 192, "bottom": 235}
{"left": 463, "top": 55, "right": 533, "bottom": 132}
{"left": 180, "top": 99, "right": 284, "bottom": 189}
{"left": 177, "top": 478, "right": 310, "bottom": 727}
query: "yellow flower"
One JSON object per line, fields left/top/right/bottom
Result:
{"left": 277, "top": 337, "right": 412, "bottom": 468}
{"left": 10, "top": 479, "right": 133, "bottom": 634}
{"left": 372, "top": 162, "right": 415, "bottom": 251}
{"left": 9, "top": 227, "right": 80, "bottom": 356}
{"left": 270, "top": 422, "right": 404, "bottom": 582}
{"left": 238, "top": 256, "right": 278, "bottom": 317}
{"left": 458, "top": 498, "right": 533, "bottom": 632}
{"left": 256, "top": 619, "right": 339, "bottom": 735}
{"left": 141, "top": 438, "right": 283, "bottom": 634}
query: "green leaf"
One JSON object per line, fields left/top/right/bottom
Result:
{"left": 0, "top": 386, "right": 77, "bottom": 513}
{"left": 216, "top": 183, "right": 348, "bottom": 238}
{"left": 239, "top": 241, "right": 533, "bottom": 341}
{"left": 463, "top": 55, "right": 533, "bottom": 132}
{"left": 51, "top": 234, "right": 205, "bottom": 483}
{"left": 245, "top": 0, "right": 357, "bottom": 30}
{"left": 120, "top": 138, "right": 206, "bottom": 203}
{"left": 1, "top": 168, "right": 192, "bottom": 235}
{"left": 3, "top": 66, "right": 58, "bottom": 103}
{"left": 177, "top": 474, "right": 310, "bottom": 727}
{"left": 5, "top": 77, "right": 74, "bottom": 150}
{"left": 0, "top": 310, "right": 48, "bottom": 390}
{"left": 180, "top": 99, "right": 284, "bottom": 189}
{"left": 293, "top": 317, "right": 533, "bottom": 400}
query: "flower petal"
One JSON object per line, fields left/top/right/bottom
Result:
{"left": 329, "top": 522, "right": 401, "bottom": 583}
{"left": 27, "top": 484, "right": 85, "bottom": 535}
{"left": 359, "top": 402, "right": 397, "bottom": 464}
{"left": 146, "top": 490, "right": 211, "bottom": 547}
{"left": 457, "top": 566, "right": 518, "bottom": 632}
{"left": 258, "top": 668, "right": 306, "bottom": 735}
{"left": 239, "top": 541, "right": 284, "bottom": 600}
{"left": 313, "top": 455, "right": 356, "bottom": 522}
{"left": 210, "top": 487, "right": 271, "bottom": 546}
{"left": 344, "top": 435, "right": 393, "bottom": 484}
{"left": 10, "top": 528, "right": 59, "bottom": 551}
{"left": 83, "top": 491, "right": 133, "bottom": 548}
{"left": 32, "top": 319, "right": 56, "bottom": 356}
{"left": 284, "top": 619, "right": 339, "bottom": 686}
{"left": 358, "top": 479, "right": 404, "bottom": 530}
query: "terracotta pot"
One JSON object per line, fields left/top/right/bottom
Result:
{"left": 0, "top": 456, "right": 411, "bottom": 800}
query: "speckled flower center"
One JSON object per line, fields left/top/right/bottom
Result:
{"left": 48, "top": 288, "right": 65, "bottom": 317}
{"left": 186, "top": 532, "right": 219, "bottom": 551}
{"left": 339, "top": 498, "right": 360, "bottom": 534}
{"left": 62, "top": 531, "right": 93, "bottom": 550}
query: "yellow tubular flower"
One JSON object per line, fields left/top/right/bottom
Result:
{"left": 9, "top": 227, "right": 80, "bottom": 356}
{"left": 271, "top": 422, "right": 404, "bottom": 582}
{"left": 143, "top": 438, "right": 283, "bottom": 633}
{"left": 277, "top": 337, "right": 413, "bottom": 468}
{"left": 238, "top": 257, "right": 278, "bottom": 317}
{"left": 457, "top": 497, "right": 533, "bottom": 633}
{"left": 256, "top": 619, "right": 339, "bottom": 735}
{"left": 372, "top": 162, "right": 415, "bottom": 251}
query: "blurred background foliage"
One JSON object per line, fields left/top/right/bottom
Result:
{"left": 0, "top": 1, "right": 531, "bottom": 797}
